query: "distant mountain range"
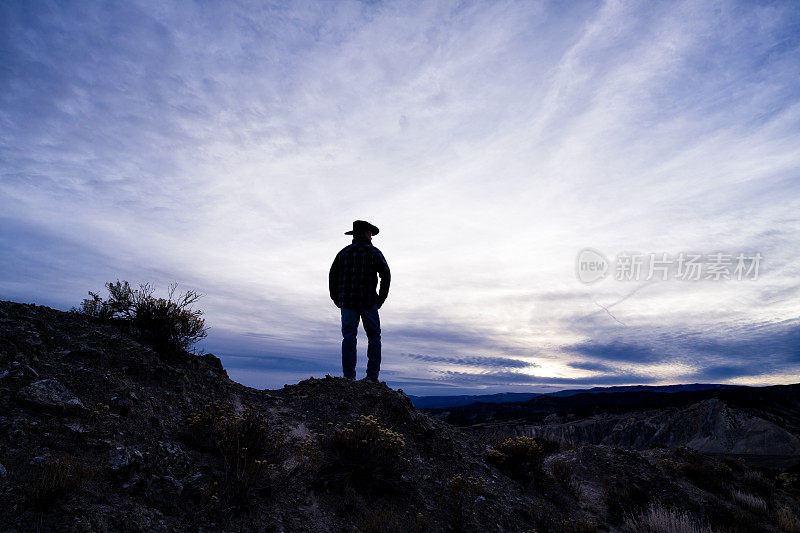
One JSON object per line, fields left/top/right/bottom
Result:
{"left": 409, "top": 383, "right": 745, "bottom": 409}
{"left": 423, "top": 382, "right": 800, "bottom": 461}
{"left": 408, "top": 391, "right": 542, "bottom": 409}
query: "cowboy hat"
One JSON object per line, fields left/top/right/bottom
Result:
{"left": 345, "top": 220, "right": 380, "bottom": 236}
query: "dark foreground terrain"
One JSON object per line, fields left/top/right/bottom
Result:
{"left": 1, "top": 300, "right": 799, "bottom": 532}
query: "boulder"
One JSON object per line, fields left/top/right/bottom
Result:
{"left": 110, "top": 394, "right": 134, "bottom": 415}
{"left": 18, "top": 378, "right": 86, "bottom": 414}
{"left": 64, "top": 422, "right": 90, "bottom": 434}
{"left": 148, "top": 475, "right": 183, "bottom": 509}
{"left": 67, "top": 347, "right": 106, "bottom": 359}
{"left": 108, "top": 446, "right": 142, "bottom": 472}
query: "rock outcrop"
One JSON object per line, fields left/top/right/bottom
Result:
{"left": 18, "top": 379, "right": 87, "bottom": 414}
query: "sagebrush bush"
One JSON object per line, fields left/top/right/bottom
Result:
{"left": 665, "top": 447, "right": 734, "bottom": 495}
{"left": 217, "top": 409, "right": 283, "bottom": 502}
{"left": 74, "top": 280, "right": 207, "bottom": 353}
{"left": 442, "top": 474, "right": 487, "bottom": 530}
{"left": 186, "top": 400, "right": 232, "bottom": 450}
{"left": 551, "top": 458, "right": 581, "bottom": 496}
{"left": 187, "top": 402, "right": 284, "bottom": 503}
{"left": 603, "top": 475, "right": 651, "bottom": 522}
{"left": 24, "top": 453, "right": 103, "bottom": 509}
{"left": 318, "top": 414, "right": 407, "bottom": 493}
{"left": 486, "top": 436, "right": 556, "bottom": 479}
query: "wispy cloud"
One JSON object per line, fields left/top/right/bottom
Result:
{"left": 2, "top": 0, "right": 799, "bottom": 394}
{"left": 405, "top": 353, "right": 537, "bottom": 369}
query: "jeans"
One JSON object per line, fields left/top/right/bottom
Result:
{"left": 340, "top": 304, "right": 381, "bottom": 379}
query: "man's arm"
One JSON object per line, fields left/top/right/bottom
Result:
{"left": 329, "top": 254, "right": 341, "bottom": 307}
{"left": 375, "top": 250, "right": 391, "bottom": 308}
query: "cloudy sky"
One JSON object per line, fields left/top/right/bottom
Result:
{"left": 2, "top": 0, "right": 799, "bottom": 395}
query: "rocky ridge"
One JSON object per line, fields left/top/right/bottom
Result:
{"left": 1, "top": 300, "right": 799, "bottom": 532}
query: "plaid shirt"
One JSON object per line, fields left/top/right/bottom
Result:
{"left": 329, "top": 237, "right": 391, "bottom": 310}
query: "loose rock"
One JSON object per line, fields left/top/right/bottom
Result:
{"left": 18, "top": 378, "right": 86, "bottom": 414}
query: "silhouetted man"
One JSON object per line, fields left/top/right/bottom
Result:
{"left": 329, "top": 220, "right": 390, "bottom": 382}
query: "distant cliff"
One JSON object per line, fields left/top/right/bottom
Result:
{"left": 428, "top": 382, "right": 800, "bottom": 459}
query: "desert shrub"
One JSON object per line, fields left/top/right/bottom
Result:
{"left": 671, "top": 446, "right": 704, "bottom": 464}
{"left": 561, "top": 517, "right": 599, "bottom": 533}
{"left": 722, "top": 455, "right": 746, "bottom": 472}
{"left": 190, "top": 479, "right": 222, "bottom": 512}
{"left": 604, "top": 475, "right": 651, "bottom": 522}
{"left": 667, "top": 448, "right": 732, "bottom": 495}
{"left": 441, "top": 474, "right": 487, "bottom": 530}
{"left": 75, "top": 291, "right": 114, "bottom": 319}
{"left": 525, "top": 505, "right": 598, "bottom": 533}
{"left": 187, "top": 403, "right": 284, "bottom": 503}
{"left": 216, "top": 409, "right": 283, "bottom": 501}
{"left": 731, "top": 489, "right": 767, "bottom": 513}
{"left": 741, "top": 467, "right": 767, "bottom": 484}
{"left": 682, "top": 462, "right": 729, "bottom": 494}
{"left": 317, "top": 414, "right": 407, "bottom": 493}
{"left": 24, "top": 453, "right": 103, "bottom": 509}
{"left": 356, "top": 502, "right": 432, "bottom": 533}
{"left": 534, "top": 436, "right": 561, "bottom": 454}
{"left": 446, "top": 474, "right": 486, "bottom": 499}
{"left": 295, "top": 436, "right": 323, "bottom": 468}
{"left": 486, "top": 436, "right": 554, "bottom": 479}
{"left": 74, "top": 280, "right": 207, "bottom": 353}
{"left": 776, "top": 503, "right": 800, "bottom": 532}
{"left": 551, "top": 458, "right": 581, "bottom": 496}
{"left": 624, "top": 502, "right": 711, "bottom": 533}
{"left": 186, "top": 400, "right": 233, "bottom": 450}
{"left": 740, "top": 467, "right": 774, "bottom": 497}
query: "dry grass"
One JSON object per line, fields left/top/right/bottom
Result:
{"left": 742, "top": 468, "right": 767, "bottom": 485}
{"left": 731, "top": 489, "right": 767, "bottom": 513}
{"left": 624, "top": 502, "right": 711, "bottom": 533}
{"left": 355, "top": 502, "right": 431, "bottom": 533}
{"left": 776, "top": 503, "right": 800, "bottom": 533}
{"left": 24, "top": 453, "right": 103, "bottom": 509}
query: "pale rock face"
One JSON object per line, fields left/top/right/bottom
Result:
{"left": 478, "top": 397, "right": 800, "bottom": 456}
{"left": 18, "top": 378, "right": 86, "bottom": 414}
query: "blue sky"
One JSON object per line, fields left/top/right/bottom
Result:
{"left": 2, "top": 0, "right": 799, "bottom": 395}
